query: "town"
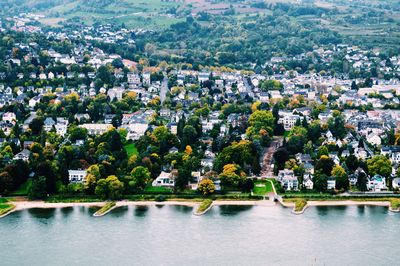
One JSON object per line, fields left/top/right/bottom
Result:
{"left": 1, "top": 12, "right": 400, "bottom": 204}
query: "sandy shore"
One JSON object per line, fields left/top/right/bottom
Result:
{"left": 13, "top": 200, "right": 276, "bottom": 208}
{"left": 307, "top": 200, "right": 390, "bottom": 207}
{"left": 0, "top": 199, "right": 394, "bottom": 218}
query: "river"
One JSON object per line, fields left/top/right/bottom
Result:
{"left": 0, "top": 205, "right": 398, "bottom": 266}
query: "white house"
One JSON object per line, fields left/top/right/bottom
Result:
{"left": 327, "top": 178, "right": 336, "bottom": 190}
{"left": 279, "top": 114, "right": 300, "bottom": 131}
{"left": 29, "top": 96, "right": 41, "bottom": 108}
{"left": 120, "top": 119, "right": 148, "bottom": 140}
{"left": 366, "top": 133, "right": 381, "bottom": 146}
{"left": 55, "top": 118, "right": 69, "bottom": 136}
{"left": 107, "top": 87, "right": 125, "bottom": 101}
{"left": 367, "top": 175, "right": 387, "bottom": 192}
{"left": 2, "top": 112, "right": 16, "bottom": 124}
{"left": 68, "top": 169, "right": 87, "bottom": 183}
{"left": 302, "top": 173, "right": 314, "bottom": 190}
{"left": 13, "top": 149, "right": 31, "bottom": 162}
{"left": 278, "top": 169, "right": 298, "bottom": 191}
{"left": 392, "top": 178, "right": 400, "bottom": 190}
{"left": 80, "top": 124, "right": 113, "bottom": 135}
{"left": 152, "top": 171, "right": 175, "bottom": 187}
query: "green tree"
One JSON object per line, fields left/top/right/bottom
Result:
{"left": 95, "top": 178, "right": 109, "bottom": 199}
{"left": 315, "top": 155, "right": 335, "bottom": 176}
{"left": 28, "top": 176, "right": 47, "bottom": 200}
{"left": 317, "top": 146, "right": 329, "bottom": 158}
{"left": 327, "top": 111, "right": 346, "bottom": 139}
{"left": 357, "top": 171, "right": 368, "bottom": 192}
{"left": 367, "top": 155, "right": 392, "bottom": 177}
{"left": 198, "top": 178, "right": 216, "bottom": 195}
{"left": 128, "top": 166, "right": 151, "bottom": 191}
{"left": 331, "top": 165, "right": 348, "bottom": 191}
{"left": 313, "top": 172, "right": 328, "bottom": 192}
{"left": 107, "top": 175, "right": 124, "bottom": 199}
{"left": 0, "top": 171, "right": 13, "bottom": 194}
{"left": 246, "top": 110, "right": 275, "bottom": 143}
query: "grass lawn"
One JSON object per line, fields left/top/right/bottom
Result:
{"left": 9, "top": 179, "right": 32, "bottom": 196}
{"left": 0, "top": 198, "right": 8, "bottom": 204}
{"left": 196, "top": 199, "right": 213, "bottom": 213}
{"left": 253, "top": 180, "right": 274, "bottom": 196}
{"left": 0, "top": 203, "right": 15, "bottom": 216}
{"left": 144, "top": 185, "right": 173, "bottom": 194}
{"left": 124, "top": 143, "right": 139, "bottom": 157}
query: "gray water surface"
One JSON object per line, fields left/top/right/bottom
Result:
{"left": 0, "top": 205, "right": 398, "bottom": 266}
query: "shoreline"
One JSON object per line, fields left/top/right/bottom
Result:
{"left": 0, "top": 199, "right": 397, "bottom": 218}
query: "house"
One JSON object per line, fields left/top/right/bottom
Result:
{"left": 348, "top": 174, "right": 358, "bottom": 186}
{"left": 74, "top": 113, "right": 90, "bottom": 122}
{"left": 200, "top": 158, "right": 214, "bottom": 170}
{"left": 303, "top": 173, "right": 314, "bottom": 190}
{"left": 107, "top": 87, "right": 125, "bottom": 101}
{"left": 23, "top": 140, "right": 34, "bottom": 149}
{"left": 259, "top": 92, "right": 269, "bottom": 103}
{"left": 104, "top": 114, "right": 116, "bottom": 124}
{"left": 279, "top": 113, "right": 300, "bottom": 131}
{"left": 366, "top": 133, "right": 381, "bottom": 146}
{"left": 296, "top": 153, "right": 313, "bottom": 165}
{"left": 55, "top": 118, "right": 69, "bottom": 136}
{"left": 188, "top": 172, "right": 202, "bottom": 190}
{"left": 392, "top": 178, "right": 400, "bottom": 190}
{"left": 68, "top": 169, "right": 87, "bottom": 183}
{"left": 381, "top": 146, "right": 400, "bottom": 164}
{"left": 327, "top": 178, "right": 336, "bottom": 190}
{"left": 13, "top": 149, "right": 31, "bottom": 161}
{"left": 80, "top": 124, "right": 113, "bottom": 135}
{"left": 277, "top": 169, "right": 298, "bottom": 191}
{"left": 29, "top": 96, "right": 41, "bottom": 108}
{"left": 2, "top": 112, "right": 16, "bottom": 124}
{"left": 43, "top": 117, "right": 56, "bottom": 131}
{"left": 120, "top": 118, "right": 149, "bottom": 140}
{"left": 160, "top": 108, "right": 171, "bottom": 117}
{"left": 367, "top": 175, "right": 387, "bottom": 192}
{"left": 169, "top": 147, "right": 179, "bottom": 154}
{"left": 152, "top": 171, "right": 175, "bottom": 187}
{"left": 329, "top": 153, "right": 340, "bottom": 165}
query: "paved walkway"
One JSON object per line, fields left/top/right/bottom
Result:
{"left": 260, "top": 137, "right": 283, "bottom": 178}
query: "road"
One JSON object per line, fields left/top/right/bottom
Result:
{"left": 260, "top": 137, "right": 283, "bottom": 178}
{"left": 160, "top": 75, "right": 168, "bottom": 104}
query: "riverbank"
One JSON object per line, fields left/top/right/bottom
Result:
{"left": 1, "top": 198, "right": 399, "bottom": 218}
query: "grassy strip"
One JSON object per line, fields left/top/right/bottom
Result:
{"left": 46, "top": 193, "right": 263, "bottom": 203}
{"left": 284, "top": 198, "right": 307, "bottom": 212}
{"left": 390, "top": 199, "right": 400, "bottom": 210}
{"left": 196, "top": 199, "right": 213, "bottom": 214}
{"left": 294, "top": 199, "right": 307, "bottom": 212}
{"left": 94, "top": 202, "right": 116, "bottom": 216}
{"left": 124, "top": 143, "right": 138, "bottom": 157}
{"left": 0, "top": 203, "right": 16, "bottom": 216}
{"left": 0, "top": 198, "right": 8, "bottom": 204}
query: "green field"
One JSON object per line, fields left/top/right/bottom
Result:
{"left": 253, "top": 180, "right": 274, "bottom": 196}
{"left": 35, "top": 0, "right": 182, "bottom": 29}
{"left": 124, "top": 143, "right": 139, "bottom": 157}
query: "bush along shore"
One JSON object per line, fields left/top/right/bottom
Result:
{"left": 194, "top": 199, "right": 213, "bottom": 216}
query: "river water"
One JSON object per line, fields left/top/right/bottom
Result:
{"left": 0, "top": 205, "right": 398, "bottom": 266}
